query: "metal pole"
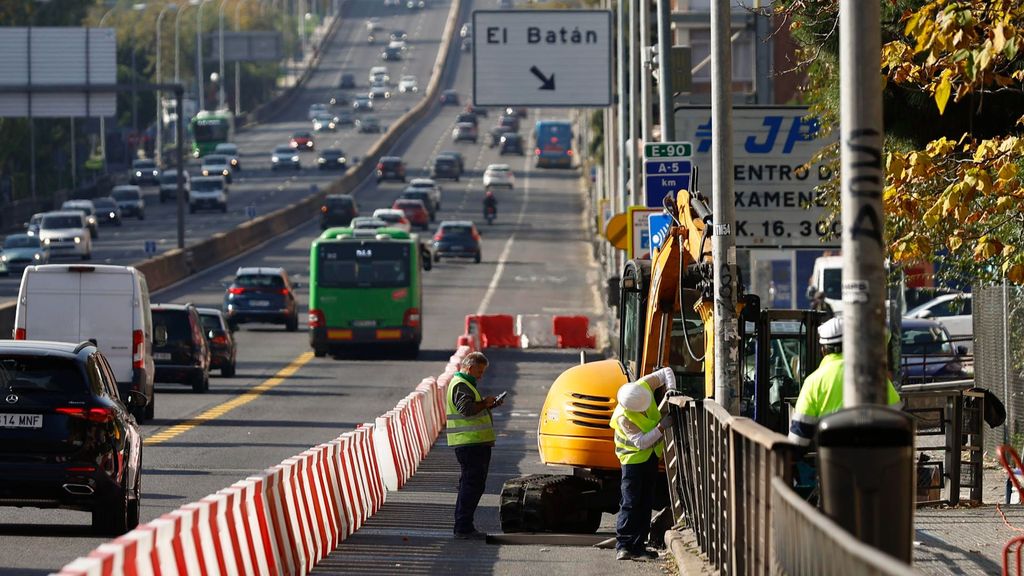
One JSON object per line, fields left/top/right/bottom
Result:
{"left": 70, "top": 118, "right": 77, "bottom": 190}
{"left": 656, "top": 0, "right": 674, "bottom": 141}
{"left": 176, "top": 86, "right": 187, "bottom": 249}
{"left": 628, "top": 0, "right": 640, "bottom": 206}
{"left": 197, "top": 0, "right": 206, "bottom": 111}
{"left": 639, "top": 0, "right": 652, "bottom": 143}
{"left": 218, "top": 0, "right": 227, "bottom": 109}
{"left": 753, "top": 0, "right": 771, "bottom": 104}
{"left": 97, "top": 12, "right": 111, "bottom": 174}
{"left": 710, "top": 0, "right": 738, "bottom": 414}
{"left": 234, "top": 0, "right": 248, "bottom": 114}
{"left": 156, "top": 4, "right": 177, "bottom": 166}
{"left": 840, "top": 0, "right": 886, "bottom": 407}
{"left": 28, "top": 22, "right": 36, "bottom": 202}
{"left": 616, "top": 0, "right": 627, "bottom": 214}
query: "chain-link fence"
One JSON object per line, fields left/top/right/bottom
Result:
{"left": 974, "top": 283, "right": 1024, "bottom": 455}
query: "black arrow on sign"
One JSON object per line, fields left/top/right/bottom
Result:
{"left": 529, "top": 66, "right": 556, "bottom": 90}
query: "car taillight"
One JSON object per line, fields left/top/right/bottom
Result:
{"left": 211, "top": 334, "right": 229, "bottom": 345}
{"left": 321, "top": 206, "right": 328, "bottom": 213}
{"left": 567, "top": 149, "right": 574, "bottom": 156}
{"left": 132, "top": 329, "right": 145, "bottom": 369}
{"left": 377, "top": 163, "right": 384, "bottom": 170}
{"left": 279, "top": 288, "right": 291, "bottom": 296}
{"left": 434, "top": 233, "right": 443, "bottom": 241}
{"left": 534, "top": 148, "right": 541, "bottom": 155}
{"left": 56, "top": 407, "right": 114, "bottom": 423}
{"left": 403, "top": 308, "right": 420, "bottom": 328}
{"left": 309, "top": 309, "right": 325, "bottom": 328}
{"left": 14, "top": 328, "right": 26, "bottom": 340}
{"left": 228, "top": 287, "right": 246, "bottom": 295}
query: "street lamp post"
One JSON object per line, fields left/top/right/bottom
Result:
{"left": 196, "top": 0, "right": 211, "bottom": 111}
{"left": 97, "top": 8, "right": 116, "bottom": 173}
{"left": 218, "top": 0, "right": 228, "bottom": 109}
{"left": 156, "top": 3, "right": 179, "bottom": 166}
{"left": 234, "top": 0, "right": 253, "bottom": 114}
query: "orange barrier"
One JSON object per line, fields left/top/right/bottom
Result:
{"left": 553, "top": 315, "right": 597, "bottom": 349}
{"left": 464, "top": 314, "right": 519, "bottom": 349}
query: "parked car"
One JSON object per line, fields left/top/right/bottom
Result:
{"left": 111, "top": 185, "right": 146, "bottom": 219}
{"left": 37, "top": 211, "right": 92, "bottom": 260}
{"left": 906, "top": 293, "right": 973, "bottom": 353}
{"left": 91, "top": 197, "right": 123, "bottom": 226}
{"left": 158, "top": 171, "right": 190, "bottom": 203}
{"left": 0, "top": 340, "right": 144, "bottom": 535}
{"left": 393, "top": 198, "right": 431, "bottom": 230}
{"left": 1, "top": 234, "right": 49, "bottom": 274}
{"left": 432, "top": 154, "right": 461, "bottom": 181}
{"left": 272, "top": 146, "right": 301, "bottom": 171}
{"left": 223, "top": 267, "right": 300, "bottom": 331}
{"left": 130, "top": 158, "right": 160, "bottom": 185}
{"left": 290, "top": 131, "right": 315, "bottom": 151}
{"left": 15, "top": 264, "right": 156, "bottom": 420}
{"left": 483, "top": 163, "right": 515, "bottom": 188}
{"left": 151, "top": 303, "right": 211, "bottom": 392}
{"left": 320, "top": 194, "right": 359, "bottom": 229}
{"left": 432, "top": 220, "right": 481, "bottom": 263}
{"left": 900, "top": 317, "right": 970, "bottom": 384}
{"left": 376, "top": 156, "right": 406, "bottom": 183}
{"left": 372, "top": 208, "right": 412, "bottom": 232}
{"left": 317, "top": 148, "right": 348, "bottom": 170}
{"left": 197, "top": 308, "right": 237, "bottom": 377}
{"left": 213, "top": 142, "right": 241, "bottom": 171}
{"left": 61, "top": 200, "right": 99, "bottom": 239}
{"left": 189, "top": 176, "right": 229, "bottom": 213}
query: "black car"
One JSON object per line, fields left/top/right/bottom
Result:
{"left": 198, "top": 308, "right": 237, "bottom": 377}
{"left": 152, "top": 303, "right": 211, "bottom": 392}
{"left": 390, "top": 29, "right": 408, "bottom": 41}
{"left": 499, "top": 133, "right": 525, "bottom": 155}
{"left": 433, "top": 220, "right": 482, "bottom": 263}
{"left": 111, "top": 186, "right": 146, "bottom": 219}
{"left": 339, "top": 72, "right": 356, "bottom": 88}
{"left": 498, "top": 113, "right": 520, "bottom": 132}
{"left": 91, "top": 197, "right": 123, "bottom": 226}
{"left": 0, "top": 340, "right": 144, "bottom": 535}
{"left": 456, "top": 112, "right": 479, "bottom": 127}
{"left": 318, "top": 148, "right": 349, "bottom": 170}
{"left": 432, "top": 156, "right": 461, "bottom": 181}
{"left": 465, "top": 104, "right": 489, "bottom": 117}
{"left": 400, "top": 188, "right": 437, "bottom": 221}
{"left": 488, "top": 125, "right": 513, "bottom": 147}
{"left": 439, "top": 150, "right": 466, "bottom": 172}
{"left": 320, "top": 194, "right": 359, "bottom": 229}
{"left": 381, "top": 46, "right": 403, "bottom": 61}
{"left": 377, "top": 156, "right": 407, "bottom": 183}
{"left": 356, "top": 116, "right": 382, "bottom": 133}
{"left": 223, "top": 267, "right": 300, "bottom": 331}
{"left": 130, "top": 158, "right": 160, "bottom": 186}
{"left": 335, "top": 110, "right": 355, "bottom": 126}
{"left": 440, "top": 90, "right": 460, "bottom": 105}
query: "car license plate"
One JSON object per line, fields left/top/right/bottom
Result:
{"left": 452, "top": 246, "right": 465, "bottom": 251}
{"left": 352, "top": 320, "right": 377, "bottom": 328}
{"left": 250, "top": 300, "right": 270, "bottom": 307}
{"left": 154, "top": 352, "right": 172, "bottom": 361}
{"left": 0, "top": 413, "right": 43, "bottom": 429}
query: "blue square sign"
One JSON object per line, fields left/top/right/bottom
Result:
{"left": 644, "top": 160, "right": 692, "bottom": 208}
{"left": 648, "top": 214, "right": 673, "bottom": 252}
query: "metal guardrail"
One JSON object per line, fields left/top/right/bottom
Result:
{"left": 664, "top": 396, "right": 915, "bottom": 575}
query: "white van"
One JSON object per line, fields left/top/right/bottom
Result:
{"left": 14, "top": 264, "right": 155, "bottom": 420}
{"left": 808, "top": 256, "right": 843, "bottom": 313}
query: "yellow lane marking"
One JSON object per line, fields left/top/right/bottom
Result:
{"left": 144, "top": 351, "right": 315, "bottom": 446}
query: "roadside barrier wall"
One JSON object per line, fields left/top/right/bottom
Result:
{"left": 459, "top": 314, "right": 598, "bottom": 351}
{"left": 56, "top": 345, "right": 471, "bottom": 576}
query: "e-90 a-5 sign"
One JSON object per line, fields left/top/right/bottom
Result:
{"left": 472, "top": 10, "right": 612, "bottom": 108}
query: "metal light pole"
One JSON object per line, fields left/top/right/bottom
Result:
{"left": 233, "top": 0, "right": 252, "bottom": 114}
{"left": 638, "top": 0, "right": 652, "bottom": 142}
{"left": 616, "top": 0, "right": 627, "bottom": 214}
{"left": 656, "top": 0, "right": 674, "bottom": 142}
{"left": 218, "top": 0, "right": 228, "bottom": 109}
{"left": 197, "top": 0, "right": 211, "bottom": 111}
{"left": 628, "top": 0, "right": 641, "bottom": 206}
{"left": 97, "top": 7, "right": 116, "bottom": 174}
{"left": 156, "top": 3, "right": 178, "bottom": 166}
{"left": 710, "top": 0, "right": 739, "bottom": 414}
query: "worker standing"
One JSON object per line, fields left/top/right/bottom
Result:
{"left": 788, "top": 317, "right": 901, "bottom": 446}
{"left": 610, "top": 367, "right": 675, "bottom": 561}
{"left": 446, "top": 352, "right": 503, "bottom": 539}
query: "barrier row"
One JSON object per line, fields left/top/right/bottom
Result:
{"left": 56, "top": 345, "right": 471, "bottom": 576}
{"left": 457, "top": 314, "right": 597, "bottom": 351}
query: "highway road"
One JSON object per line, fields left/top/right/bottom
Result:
{"left": 0, "top": 0, "right": 600, "bottom": 571}
{"left": 0, "top": 0, "right": 451, "bottom": 302}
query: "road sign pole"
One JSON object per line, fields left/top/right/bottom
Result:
{"left": 176, "top": 86, "right": 186, "bottom": 250}
{"left": 656, "top": 0, "right": 674, "bottom": 142}
{"left": 710, "top": 0, "right": 739, "bottom": 415}
{"left": 616, "top": 0, "right": 628, "bottom": 214}
{"left": 629, "top": 0, "right": 641, "bottom": 207}
{"left": 639, "top": 0, "right": 652, "bottom": 143}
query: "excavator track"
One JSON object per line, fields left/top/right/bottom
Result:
{"left": 500, "top": 474, "right": 604, "bottom": 534}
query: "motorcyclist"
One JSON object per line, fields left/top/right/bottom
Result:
{"left": 483, "top": 190, "right": 498, "bottom": 219}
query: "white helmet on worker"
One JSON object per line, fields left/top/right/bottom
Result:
{"left": 818, "top": 316, "right": 843, "bottom": 345}
{"left": 617, "top": 383, "right": 653, "bottom": 412}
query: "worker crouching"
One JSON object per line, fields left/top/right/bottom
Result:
{"left": 610, "top": 367, "right": 674, "bottom": 561}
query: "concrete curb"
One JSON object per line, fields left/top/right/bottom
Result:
{"left": 665, "top": 528, "right": 714, "bottom": 575}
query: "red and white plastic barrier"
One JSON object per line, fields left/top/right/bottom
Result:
{"left": 459, "top": 314, "right": 598, "bottom": 350}
{"left": 57, "top": 345, "right": 472, "bottom": 576}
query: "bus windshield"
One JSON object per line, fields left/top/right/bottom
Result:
{"left": 317, "top": 242, "right": 410, "bottom": 288}
{"left": 194, "top": 120, "right": 229, "bottom": 141}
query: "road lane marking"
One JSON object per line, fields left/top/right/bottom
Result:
{"left": 475, "top": 151, "right": 532, "bottom": 316}
{"left": 144, "top": 351, "right": 315, "bottom": 446}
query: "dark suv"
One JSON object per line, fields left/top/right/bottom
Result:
{"left": 320, "top": 194, "right": 359, "bottom": 230}
{"left": 223, "top": 267, "right": 300, "bottom": 331}
{"left": 0, "top": 340, "right": 144, "bottom": 535}
{"left": 152, "top": 303, "right": 211, "bottom": 392}
{"left": 433, "top": 220, "right": 482, "bottom": 263}
{"left": 432, "top": 155, "right": 461, "bottom": 181}
{"left": 198, "top": 308, "right": 237, "bottom": 377}
{"left": 377, "top": 156, "right": 406, "bottom": 183}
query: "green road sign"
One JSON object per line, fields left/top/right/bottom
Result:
{"left": 644, "top": 142, "right": 693, "bottom": 159}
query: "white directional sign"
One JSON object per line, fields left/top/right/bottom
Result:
{"left": 472, "top": 10, "right": 612, "bottom": 107}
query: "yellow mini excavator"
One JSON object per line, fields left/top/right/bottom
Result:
{"left": 499, "top": 189, "right": 828, "bottom": 534}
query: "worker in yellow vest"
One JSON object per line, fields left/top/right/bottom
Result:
{"left": 446, "top": 351, "right": 504, "bottom": 539}
{"left": 610, "top": 367, "right": 675, "bottom": 561}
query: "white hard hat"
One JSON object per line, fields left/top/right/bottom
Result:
{"left": 819, "top": 316, "right": 843, "bottom": 345}
{"left": 617, "top": 383, "right": 653, "bottom": 412}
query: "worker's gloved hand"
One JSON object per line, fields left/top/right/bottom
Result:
{"left": 650, "top": 367, "right": 676, "bottom": 391}
{"left": 659, "top": 414, "right": 675, "bottom": 430}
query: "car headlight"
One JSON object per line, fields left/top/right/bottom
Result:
{"left": 306, "top": 142, "right": 313, "bottom": 148}
{"left": 222, "top": 169, "right": 229, "bottom": 176}
{"left": 203, "top": 169, "right": 210, "bottom": 175}
{"left": 291, "top": 156, "right": 299, "bottom": 162}
{"left": 109, "top": 212, "right": 116, "bottom": 218}
{"left": 1, "top": 255, "right": 7, "bottom": 262}
{"left": 338, "top": 157, "right": 346, "bottom": 164}
{"left": 135, "top": 171, "right": 143, "bottom": 177}
{"left": 43, "top": 238, "right": 50, "bottom": 245}
{"left": 272, "top": 156, "right": 280, "bottom": 162}
{"left": 152, "top": 170, "right": 159, "bottom": 176}
{"left": 33, "top": 253, "right": 41, "bottom": 260}
{"left": 318, "top": 158, "right": 326, "bottom": 164}
{"left": 231, "top": 159, "right": 238, "bottom": 166}
{"left": 88, "top": 217, "right": 96, "bottom": 225}
{"left": 290, "top": 142, "right": 298, "bottom": 148}
{"left": 74, "top": 236, "right": 81, "bottom": 244}
{"left": 329, "top": 123, "right": 336, "bottom": 129}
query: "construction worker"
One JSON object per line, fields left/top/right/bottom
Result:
{"left": 788, "top": 316, "right": 901, "bottom": 446}
{"left": 446, "top": 351, "right": 504, "bottom": 539}
{"left": 810, "top": 290, "right": 834, "bottom": 318}
{"left": 610, "top": 367, "right": 675, "bottom": 561}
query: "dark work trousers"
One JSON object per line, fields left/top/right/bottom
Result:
{"left": 616, "top": 455, "right": 659, "bottom": 552}
{"left": 453, "top": 444, "right": 492, "bottom": 534}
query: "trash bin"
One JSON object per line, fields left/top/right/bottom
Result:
{"left": 817, "top": 405, "right": 915, "bottom": 563}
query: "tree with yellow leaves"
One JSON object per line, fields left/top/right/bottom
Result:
{"left": 777, "top": 0, "right": 1024, "bottom": 284}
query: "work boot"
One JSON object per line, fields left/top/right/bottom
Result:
{"left": 615, "top": 549, "right": 635, "bottom": 561}
{"left": 632, "top": 548, "right": 660, "bottom": 560}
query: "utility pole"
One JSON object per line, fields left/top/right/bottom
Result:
{"left": 628, "top": 0, "right": 641, "bottom": 206}
{"left": 616, "top": 0, "right": 627, "bottom": 214}
{"left": 639, "top": 0, "right": 652, "bottom": 142}
{"left": 656, "top": 0, "right": 673, "bottom": 141}
{"left": 710, "top": 0, "right": 738, "bottom": 414}
{"left": 175, "top": 86, "right": 187, "bottom": 249}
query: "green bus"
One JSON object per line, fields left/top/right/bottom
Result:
{"left": 190, "top": 110, "right": 234, "bottom": 158}
{"left": 308, "top": 227, "right": 432, "bottom": 357}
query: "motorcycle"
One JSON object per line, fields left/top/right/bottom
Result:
{"left": 484, "top": 203, "right": 497, "bottom": 225}
{"left": 367, "top": 33, "right": 376, "bottom": 44}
